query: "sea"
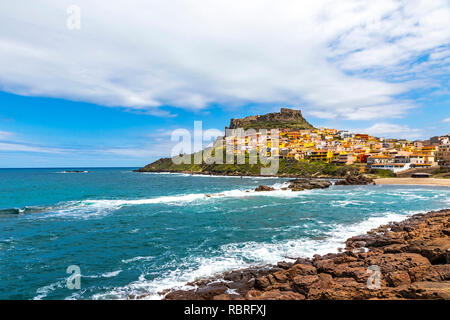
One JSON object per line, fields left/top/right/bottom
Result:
{"left": 0, "top": 167, "right": 448, "bottom": 299}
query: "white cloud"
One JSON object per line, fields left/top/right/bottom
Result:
{"left": 443, "top": 118, "right": 450, "bottom": 122}
{"left": 0, "top": 0, "right": 449, "bottom": 120}
{"left": 0, "top": 142, "right": 67, "bottom": 153}
{"left": 356, "top": 123, "right": 423, "bottom": 139}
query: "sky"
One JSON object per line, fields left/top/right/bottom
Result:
{"left": 0, "top": 0, "right": 449, "bottom": 168}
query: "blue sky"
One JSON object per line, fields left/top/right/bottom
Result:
{"left": 0, "top": 0, "right": 449, "bottom": 168}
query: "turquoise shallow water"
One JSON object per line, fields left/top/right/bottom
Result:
{"left": 0, "top": 168, "right": 448, "bottom": 299}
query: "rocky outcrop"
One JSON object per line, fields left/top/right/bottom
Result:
{"left": 255, "top": 185, "right": 275, "bottom": 192}
{"left": 162, "top": 209, "right": 450, "bottom": 300}
{"left": 228, "top": 108, "right": 314, "bottom": 130}
{"left": 288, "top": 179, "right": 331, "bottom": 191}
{"left": 335, "top": 175, "right": 375, "bottom": 185}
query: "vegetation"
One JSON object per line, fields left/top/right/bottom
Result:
{"left": 238, "top": 121, "right": 314, "bottom": 130}
{"left": 136, "top": 155, "right": 360, "bottom": 177}
{"left": 368, "top": 168, "right": 397, "bottom": 178}
{"left": 431, "top": 167, "right": 450, "bottom": 179}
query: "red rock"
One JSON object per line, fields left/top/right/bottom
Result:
{"left": 313, "top": 259, "right": 335, "bottom": 273}
{"left": 395, "top": 281, "right": 450, "bottom": 299}
{"left": 366, "top": 253, "right": 431, "bottom": 274}
{"left": 408, "top": 265, "right": 442, "bottom": 282}
{"left": 250, "top": 289, "right": 306, "bottom": 300}
{"left": 386, "top": 271, "right": 411, "bottom": 287}
{"left": 254, "top": 185, "right": 275, "bottom": 192}
{"left": 292, "top": 275, "right": 319, "bottom": 295}
{"left": 432, "top": 264, "right": 450, "bottom": 280}
{"left": 254, "top": 276, "right": 271, "bottom": 290}
{"left": 162, "top": 209, "right": 450, "bottom": 301}
{"left": 272, "top": 270, "right": 289, "bottom": 283}
{"left": 288, "top": 263, "right": 317, "bottom": 277}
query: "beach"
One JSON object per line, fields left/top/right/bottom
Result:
{"left": 375, "top": 178, "right": 450, "bottom": 186}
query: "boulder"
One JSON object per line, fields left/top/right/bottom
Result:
{"left": 288, "top": 179, "right": 331, "bottom": 191}
{"left": 254, "top": 185, "right": 275, "bottom": 192}
{"left": 163, "top": 209, "right": 450, "bottom": 301}
{"left": 335, "top": 175, "right": 375, "bottom": 185}
{"left": 394, "top": 281, "right": 450, "bottom": 299}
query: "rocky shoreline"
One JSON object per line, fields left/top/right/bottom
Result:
{"left": 161, "top": 209, "right": 450, "bottom": 300}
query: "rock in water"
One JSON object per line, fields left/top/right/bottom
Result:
{"left": 288, "top": 179, "right": 331, "bottom": 191}
{"left": 255, "top": 185, "right": 275, "bottom": 192}
{"left": 162, "top": 209, "right": 450, "bottom": 300}
{"left": 335, "top": 175, "right": 374, "bottom": 185}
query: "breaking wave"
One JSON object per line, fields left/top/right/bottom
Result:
{"left": 3, "top": 182, "right": 305, "bottom": 219}
{"left": 92, "top": 209, "right": 421, "bottom": 300}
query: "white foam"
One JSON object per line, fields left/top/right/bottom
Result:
{"left": 140, "top": 172, "right": 284, "bottom": 179}
{"left": 33, "top": 280, "right": 65, "bottom": 300}
{"left": 122, "top": 256, "right": 154, "bottom": 264}
{"left": 33, "top": 182, "right": 311, "bottom": 220}
{"left": 102, "top": 270, "right": 122, "bottom": 278}
{"left": 330, "top": 200, "right": 375, "bottom": 207}
{"left": 93, "top": 209, "right": 419, "bottom": 300}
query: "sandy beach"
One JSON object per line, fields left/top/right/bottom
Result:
{"left": 375, "top": 178, "right": 450, "bottom": 186}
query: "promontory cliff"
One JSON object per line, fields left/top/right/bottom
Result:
{"left": 228, "top": 108, "right": 314, "bottom": 130}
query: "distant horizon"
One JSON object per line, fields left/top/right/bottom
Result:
{"left": 0, "top": 166, "right": 140, "bottom": 169}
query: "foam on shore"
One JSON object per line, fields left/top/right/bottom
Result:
{"left": 91, "top": 209, "right": 426, "bottom": 300}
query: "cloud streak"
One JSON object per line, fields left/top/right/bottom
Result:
{"left": 355, "top": 123, "right": 423, "bottom": 139}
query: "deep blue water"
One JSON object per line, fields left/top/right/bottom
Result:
{"left": 0, "top": 168, "right": 448, "bottom": 299}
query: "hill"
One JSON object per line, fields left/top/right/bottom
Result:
{"left": 135, "top": 156, "right": 358, "bottom": 178}
{"left": 228, "top": 108, "right": 314, "bottom": 130}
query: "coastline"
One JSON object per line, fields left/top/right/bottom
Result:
{"left": 375, "top": 178, "right": 450, "bottom": 187}
{"left": 137, "top": 170, "right": 450, "bottom": 186}
{"left": 158, "top": 209, "right": 450, "bottom": 300}
{"left": 135, "top": 169, "right": 345, "bottom": 179}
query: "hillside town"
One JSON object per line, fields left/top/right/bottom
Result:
{"left": 225, "top": 126, "right": 450, "bottom": 173}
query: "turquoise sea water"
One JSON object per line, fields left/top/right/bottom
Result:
{"left": 0, "top": 168, "right": 448, "bottom": 299}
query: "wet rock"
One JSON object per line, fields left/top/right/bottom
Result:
{"left": 277, "top": 261, "right": 293, "bottom": 269}
{"left": 163, "top": 209, "right": 450, "bottom": 300}
{"left": 335, "top": 175, "right": 375, "bottom": 185}
{"left": 254, "top": 185, "right": 275, "bottom": 192}
{"left": 294, "top": 257, "right": 313, "bottom": 266}
{"left": 254, "top": 276, "right": 271, "bottom": 290}
{"left": 288, "top": 179, "right": 331, "bottom": 191}
{"left": 194, "top": 283, "right": 229, "bottom": 299}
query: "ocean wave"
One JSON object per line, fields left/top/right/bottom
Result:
{"left": 55, "top": 171, "right": 89, "bottom": 174}
{"left": 101, "top": 270, "right": 122, "bottom": 278}
{"left": 122, "top": 256, "right": 154, "bottom": 264}
{"left": 92, "top": 209, "right": 419, "bottom": 300}
{"left": 10, "top": 182, "right": 310, "bottom": 219}
{"left": 330, "top": 200, "right": 375, "bottom": 207}
{"left": 7, "top": 182, "right": 448, "bottom": 221}
{"left": 33, "top": 280, "right": 65, "bottom": 300}
{"left": 140, "top": 172, "right": 285, "bottom": 179}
